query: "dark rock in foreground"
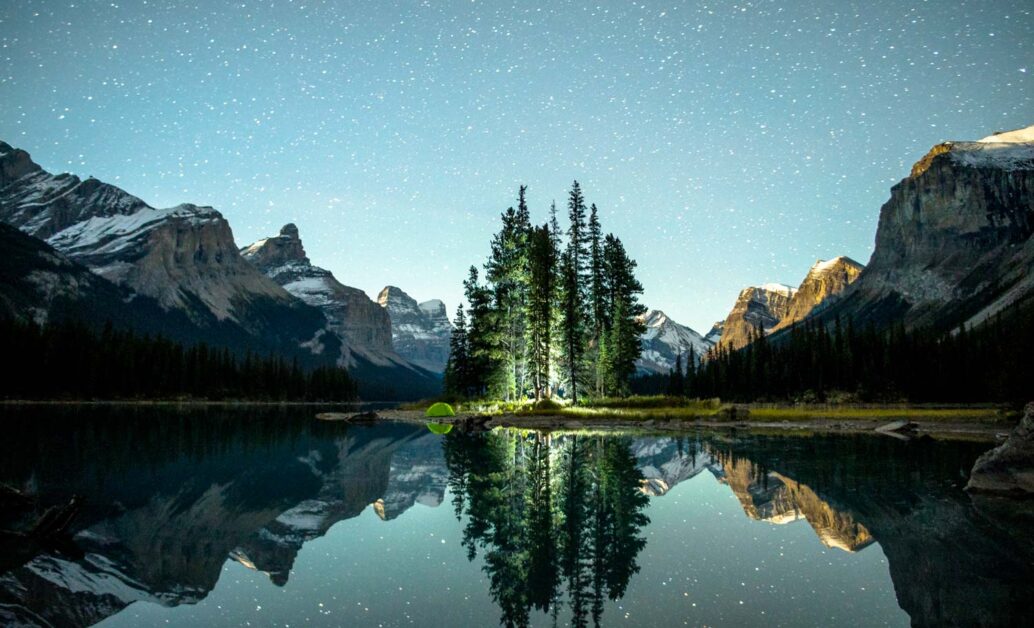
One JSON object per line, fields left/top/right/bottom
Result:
{"left": 967, "top": 403, "right": 1034, "bottom": 495}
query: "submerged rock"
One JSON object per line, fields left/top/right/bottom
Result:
{"left": 967, "top": 403, "right": 1034, "bottom": 495}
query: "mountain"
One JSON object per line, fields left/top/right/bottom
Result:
{"left": 376, "top": 286, "right": 452, "bottom": 373}
{"left": 241, "top": 225, "right": 441, "bottom": 399}
{"left": 636, "top": 309, "right": 713, "bottom": 374}
{"left": 716, "top": 284, "right": 797, "bottom": 351}
{"left": 712, "top": 256, "right": 864, "bottom": 352}
{"left": 770, "top": 256, "right": 864, "bottom": 333}
{"left": 0, "top": 141, "right": 334, "bottom": 363}
{"left": 0, "top": 222, "right": 152, "bottom": 328}
{"left": 704, "top": 320, "right": 724, "bottom": 346}
{"left": 805, "top": 125, "right": 1034, "bottom": 333}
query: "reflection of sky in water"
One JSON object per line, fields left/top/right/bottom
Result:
{"left": 100, "top": 472, "right": 906, "bottom": 627}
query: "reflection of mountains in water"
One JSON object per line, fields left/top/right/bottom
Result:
{"left": 0, "top": 414, "right": 1031, "bottom": 628}
{"left": 630, "top": 436, "right": 873, "bottom": 552}
{"left": 0, "top": 412, "right": 448, "bottom": 627}
{"left": 714, "top": 457, "right": 875, "bottom": 552}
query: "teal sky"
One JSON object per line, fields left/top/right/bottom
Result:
{"left": 1, "top": 0, "right": 1031, "bottom": 331}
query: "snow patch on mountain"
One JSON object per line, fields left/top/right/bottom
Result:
{"left": 47, "top": 204, "right": 221, "bottom": 256}
{"left": 759, "top": 283, "right": 797, "bottom": 297}
{"left": 977, "top": 124, "right": 1034, "bottom": 144}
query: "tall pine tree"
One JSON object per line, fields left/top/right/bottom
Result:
{"left": 601, "top": 235, "right": 646, "bottom": 395}
{"left": 444, "top": 304, "right": 470, "bottom": 397}
{"left": 588, "top": 204, "right": 608, "bottom": 396}
{"left": 486, "top": 187, "right": 533, "bottom": 401}
{"left": 560, "top": 181, "right": 590, "bottom": 403}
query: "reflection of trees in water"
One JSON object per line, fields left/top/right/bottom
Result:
{"left": 444, "top": 431, "right": 649, "bottom": 628}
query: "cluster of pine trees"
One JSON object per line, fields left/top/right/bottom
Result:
{"left": 0, "top": 317, "right": 357, "bottom": 401}
{"left": 445, "top": 182, "right": 646, "bottom": 402}
{"left": 636, "top": 300, "right": 1034, "bottom": 403}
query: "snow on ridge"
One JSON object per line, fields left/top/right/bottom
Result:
{"left": 47, "top": 204, "right": 221, "bottom": 254}
{"left": 810, "top": 258, "right": 844, "bottom": 273}
{"left": 282, "top": 276, "right": 334, "bottom": 307}
{"left": 26, "top": 553, "right": 157, "bottom": 604}
{"left": 758, "top": 282, "right": 797, "bottom": 296}
{"left": 641, "top": 309, "right": 668, "bottom": 327}
{"left": 977, "top": 124, "right": 1034, "bottom": 144}
{"left": 949, "top": 141, "right": 1034, "bottom": 172}
{"left": 808, "top": 256, "right": 861, "bottom": 275}
{"left": 240, "top": 237, "right": 271, "bottom": 257}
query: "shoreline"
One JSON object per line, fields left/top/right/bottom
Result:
{"left": 336, "top": 409, "right": 1015, "bottom": 442}
{"left": 2, "top": 400, "right": 1016, "bottom": 441}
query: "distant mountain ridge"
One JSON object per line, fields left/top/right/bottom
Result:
{"left": 239, "top": 224, "right": 441, "bottom": 398}
{"left": 636, "top": 257, "right": 865, "bottom": 373}
{"left": 0, "top": 144, "right": 335, "bottom": 364}
{"left": 0, "top": 140, "right": 440, "bottom": 398}
{"left": 377, "top": 286, "right": 452, "bottom": 373}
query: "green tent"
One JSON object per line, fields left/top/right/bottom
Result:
{"left": 425, "top": 402, "right": 456, "bottom": 417}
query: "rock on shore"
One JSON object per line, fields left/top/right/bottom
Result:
{"left": 967, "top": 403, "right": 1034, "bottom": 495}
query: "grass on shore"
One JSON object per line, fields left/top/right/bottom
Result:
{"left": 403, "top": 394, "right": 1014, "bottom": 424}
{"left": 748, "top": 406, "right": 1009, "bottom": 423}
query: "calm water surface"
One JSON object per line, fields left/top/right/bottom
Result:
{"left": 0, "top": 406, "right": 1031, "bottom": 627}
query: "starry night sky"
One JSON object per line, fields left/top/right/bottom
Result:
{"left": 1, "top": 0, "right": 1031, "bottom": 331}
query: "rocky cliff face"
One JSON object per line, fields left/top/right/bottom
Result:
{"left": 377, "top": 286, "right": 451, "bottom": 373}
{"left": 241, "top": 224, "right": 394, "bottom": 357}
{"left": 816, "top": 125, "right": 1034, "bottom": 332}
{"left": 716, "top": 284, "right": 797, "bottom": 351}
{"left": 0, "top": 141, "right": 332, "bottom": 361}
{"left": 635, "top": 309, "right": 713, "bottom": 374}
{"left": 771, "top": 256, "right": 864, "bottom": 332}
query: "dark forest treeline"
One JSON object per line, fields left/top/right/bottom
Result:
{"left": 634, "top": 300, "right": 1034, "bottom": 403}
{"left": 0, "top": 317, "right": 357, "bottom": 401}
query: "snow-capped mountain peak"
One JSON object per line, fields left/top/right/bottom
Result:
{"left": 636, "top": 309, "right": 713, "bottom": 374}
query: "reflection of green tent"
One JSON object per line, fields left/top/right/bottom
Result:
{"left": 427, "top": 423, "right": 453, "bottom": 435}
{"left": 425, "top": 402, "right": 456, "bottom": 417}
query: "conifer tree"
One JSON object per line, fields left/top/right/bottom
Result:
{"left": 486, "top": 187, "right": 532, "bottom": 401}
{"left": 601, "top": 235, "right": 646, "bottom": 395}
{"left": 463, "top": 266, "right": 498, "bottom": 397}
{"left": 444, "top": 304, "right": 470, "bottom": 396}
{"left": 548, "top": 200, "right": 565, "bottom": 398}
{"left": 588, "top": 204, "right": 608, "bottom": 395}
{"left": 560, "top": 181, "right": 590, "bottom": 403}
{"left": 668, "top": 351, "right": 685, "bottom": 397}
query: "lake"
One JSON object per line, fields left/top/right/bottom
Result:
{"left": 0, "top": 406, "right": 1031, "bottom": 627}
